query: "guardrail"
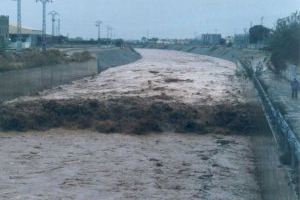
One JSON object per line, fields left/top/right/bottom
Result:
{"left": 239, "top": 59, "right": 300, "bottom": 196}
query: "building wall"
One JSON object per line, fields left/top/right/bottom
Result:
{"left": 0, "top": 16, "right": 9, "bottom": 43}
{"left": 234, "top": 34, "right": 249, "bottom": 48}
{"left": 9, "top": 34, "right": 39, "bottom": 49}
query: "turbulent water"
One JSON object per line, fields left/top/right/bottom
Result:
{"left": 0, "top": 49, "right": 262, "bottom": 200}
{"left": 14, "top": 49, "right": 246, "bottom": 105}
{"left": 0, "top": 130, "right": 260, "bottom": 200}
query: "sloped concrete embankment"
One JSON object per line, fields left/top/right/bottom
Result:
{"left": 158, "top": 45, "right": 298, "bottom": 200}
{"left": 0, "top": 48, "right": 141, "bottom": 102}
{"left": 97, "top": 47, "right": 142, "bottom": 71}
{"left": 139, "top": 44, "right": 263, "bottom": 62}
{"left": 0, "top": 48, "right": 266, "bottom": 199}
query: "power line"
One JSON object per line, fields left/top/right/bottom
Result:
{"left": 48, "top": 11, "right": 59, "bottom": 36}
{"left": 261, "top": 16, "right": 264, "bottom": 26}
{"left": 57, "top": 18, "right": 60, "bottom": 36}
{"left": 106, "top": 25, "right": 110, "bottom": 45}
{"left": 95, "top": 20, "right": 102, "bottom": 45}
{"left": 13, "top": 0, "right": 22, "bottom": 51}
{"left": 36, "top": 0, "right": 53, "bottom": 51}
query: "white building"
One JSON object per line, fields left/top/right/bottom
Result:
{"left": 9, "top": 25, "right": 42, "bottom": 49}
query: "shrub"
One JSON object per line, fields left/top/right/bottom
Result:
{"left": 269, "top": 11, "right": 300, "bottom": 72}
{"left": 70, "top": 51, "right": 94, "bottom": 62}
{"left": 0, "top": 49, "right": 93, "bottom": 72}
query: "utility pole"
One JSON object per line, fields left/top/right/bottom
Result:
{"left": 13, "top": 0, "right": 22, "bottom": 51}
{"left": 57, "top": 18, "right": 60, "bottom": 36}
{"left": 106, "top": 26, "right": 111, "bottom": 46}
{"left": 36, "top": 0, "right": 53, "bottom": 52}
{"left": 48, "top": 11, "right": 59, "bottom": 36}
{"left": 110, "top": 27, "right": 113, "bottom": 45}
{"left": 261, "top": 16, "right": 264, "bottom": 26}
{"left": 244, "top": 28, "right": 249, "bottom": 47}
{"left": 95, "top": 20, "right": 102, "bottom": 46}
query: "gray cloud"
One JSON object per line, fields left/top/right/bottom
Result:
{"left": 0, "top": 0, "right": 299, "bottom": 39}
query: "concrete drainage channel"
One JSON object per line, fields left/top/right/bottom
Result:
{"left": 141, "top": 45, "right": 299, "bottom": 199}
{"left": 0, "top": 47, "right": 141, "bottom": 102}
{"left": 239, "top": 59, "right": 300, "bottom": 199}
{"left": 0, "top": 46, "right": 297, "bottom": 199}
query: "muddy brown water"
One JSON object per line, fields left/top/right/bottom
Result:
{"left": 0, "top": 49, "right": 295, "bottom": 199}
{"left": 0, "top": 130, "right": 260, "bottom": 200}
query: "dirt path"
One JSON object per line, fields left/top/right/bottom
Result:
{"left": 258, "top": 61, "right": 300, "bottom": 139}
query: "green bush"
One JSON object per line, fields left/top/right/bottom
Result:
{"left": 70, "top": 51, "right": 94, "bottom": 62}
{"left": 269, "top": 11, "right": 300, "bottom": 72}
{"left": 0, "top": 49, "right": 93, "bottom": 72}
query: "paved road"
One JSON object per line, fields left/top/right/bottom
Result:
{"left": 259, "top": 61, "right": 300, "bottom": 139}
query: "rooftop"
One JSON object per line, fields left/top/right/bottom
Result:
{"left": 9, "top": 25, "right": 42, "bottom": 35}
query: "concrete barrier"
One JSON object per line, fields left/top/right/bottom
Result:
{"left": 0, "top": 47, "right": 141, "bottom": 102}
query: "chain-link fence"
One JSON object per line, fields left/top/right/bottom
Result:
{"left": 0, "top": 47, "right": 141, "bottom": 103}
{"left": 0, "top": 60, "right": 97, "bottom": 102}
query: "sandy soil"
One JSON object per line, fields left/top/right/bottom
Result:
{"left": 0, "top": 49, "right": 262, "bottom": 199}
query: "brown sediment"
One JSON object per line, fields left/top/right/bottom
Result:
{"left": 0, "top": 96, "right": 261, "bottom": 134}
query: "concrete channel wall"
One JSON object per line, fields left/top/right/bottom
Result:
{"left": 0, "top": 47, "right": 141, "bottom": 102}
{"left": 97, "top": 47, "right": 142, "bottom": 71}
{"left": 142, "top": 44, "right": 298, "bottom": 200}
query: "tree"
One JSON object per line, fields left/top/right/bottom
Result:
{"left": 249, "top": 25, "right": 271, "bottom": 44}
{"left": 269, "top": 11, "right": 300, "bottom": 71}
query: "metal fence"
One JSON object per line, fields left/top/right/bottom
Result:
{"left": 0, "top": 60, "right": 97, "bottom": 102}
{"left": 0, "top": 48, "right": 141, "bottom": 103}
{"left": 240, "top": 60, "right": 300, "bottom": 196}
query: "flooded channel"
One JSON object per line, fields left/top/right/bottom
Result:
{"left": 0, "top": 49, "right": 283, "bottom": 199}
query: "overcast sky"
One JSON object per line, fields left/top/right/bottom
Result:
{"left": 0, "top": 0, "right": 299, "bottom": 40}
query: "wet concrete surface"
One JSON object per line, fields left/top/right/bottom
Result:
{"left": 260, "top": 67, "right": 300, "bottom": 139}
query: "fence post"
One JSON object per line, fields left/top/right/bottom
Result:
{"left": 97, "top": 56, "right": 102, "bottom": 73}
{"left": 291, "top": 139, "right": 296, "bottom": 168}
{"left": 296, "top": 151, "right": 300, "bottom": 195}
